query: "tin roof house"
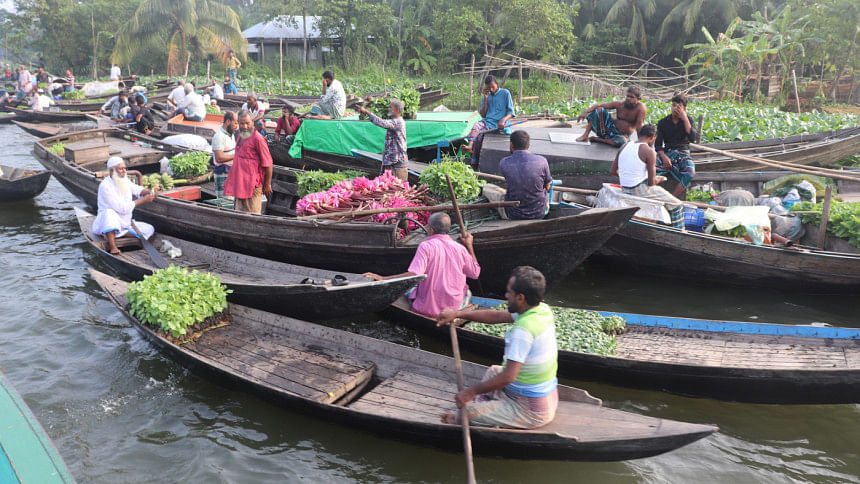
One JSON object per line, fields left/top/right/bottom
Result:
{"left": 243, "top": 16, "right": 335, "bottom": 66}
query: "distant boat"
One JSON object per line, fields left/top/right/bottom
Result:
{"left": 0, "top": 164, "right": 51, "bottom": 202}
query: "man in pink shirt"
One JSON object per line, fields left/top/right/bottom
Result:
{"left": 363, "top": 213, "right": 481, "bottom": 317}
{"left": 224, "top": 110, "right": 273, "bottom": 214}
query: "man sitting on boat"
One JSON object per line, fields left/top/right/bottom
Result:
{"left": 207, "top": 80, "right": 224, "bottom": 101}
{"left": 610, "top": 124, "right": 684, "bottom": 228}
{"left": 362, "top": 213, "right": 480, "bottom": 317}
{"left": 176, "top": 83, "right": 206, "bottom": 122}
{"left": 224, "top": 110, "right": 273, "bottom": 214}
{"left": 463, "top": 75, "right": 515, "bottom": 166}
{"left": 655, "top": 94, "right": 697, "bottom": 198}
{"left": 575, "top": 86, "right": 647, "bottom": 147}
{"left": 212, "top": 111, "right": 238, "bottom": 198}
{"left": 92, "top": 157, "right": 158, "bottom": 255}
{"left": 133, "top": 95, "right": 155, "bottom": 136}
{"left": 307, "top": 70, "right": 346, "bottom": 120}
{"left": 98, "top": 91, "right": 130, "bottom": 122}
{"left": 167, "top": 79, "right": 186, "bottom": 112}
{"left": 223, "top": 75, "right": 238, "bottom": 96}
{"left": 241, "top": 92, "right": 266, "bottom": 135}
{"left": 273, "top": 105, "right": 301, "bottom": 146}
{"left": 481, "top": 130, "right": 552, "bottom": 220}
{"left": 356, "top": 99, "right": 408, "bottom": 181}
{"left": 437, "top": 266, "right": 558, "bottom": 429}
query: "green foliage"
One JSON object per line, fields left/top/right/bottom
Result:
{"left": 792, "top": 201, "right": 860, "bottom": 248}
{"left": 367, "top": 88, "right": 421, "bottom": 118}
{"left": 168, "top": 151, "right": 210, "bottom": 178}
{"left": 48, "top": 142, "right": 66, "bottom": 155}
{"left": 127, "top": 265, "right": 230, "bottom": 337}
{"left": 297, "top": 169, "right": 365, "bottom": 197}
{"left": 205, "top": 104, "right": 220, "bottom": 114}
{"left": 686, "top": 189, "right": 714, "bottom": 203}
{"left": 467, "top": 304, "right": 625, "bottom": 355}
{"left": 61, "top": 90, "right": 85, "bottom": 100}
{"left": 418, "top": 159, "right": 484, "bottom": 199}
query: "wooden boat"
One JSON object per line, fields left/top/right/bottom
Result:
{"left": 56, "top": 94, "right": 169, "bottom": 113}
{"left": 35, "top": 128, "right": 637, "bottom": 296}
{"left": 76, "top": 208, "right": 424, "bottom": 320}
{"left": 12, "top": 119, "right": 95, "bottom": 138}
{"left": 0, "top": 164, "right": 51, "bottom": 202}
{"left": 0, "top": 370, "right": 74, "bottom": 483}
{"left": 90, "top": 268, "right": 717, "bottom": 460}
{"left": 387, "top": 296, "right": 860, "bottom": 404}
{"left": 4, "top": 106, "right": 95, "bottom": 123}
{"left": 164, "top": 113, "right": 223, "bottom": 139}
{"left": 0, "top": 112, "right": 16, "bottom": 124}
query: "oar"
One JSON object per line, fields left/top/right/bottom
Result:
{"left": 130, "top": 220, "right": 169, "bottom": 269}
{"left": 449, "top": 322, "right": 477, "bottom": 484}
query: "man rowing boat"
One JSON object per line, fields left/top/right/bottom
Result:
{"left": 92, "top": 157, "right": 158, "bottom": 254}
{"left": 436, "top": 266, "right": 558, "bottom": 429}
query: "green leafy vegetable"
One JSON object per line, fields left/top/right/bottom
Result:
{"left": 61, "top": 90, "right": 85, "bottom": 100}
{"left": 418, "top": 158, "right": 484, "bottom": 199}
{"left": 686, "top": 189, "right": 715, "bottom": 203}
{"left": 205, "top": 104, "right": 220, "bottom": 114}
{"left": 168, "top": 151, "right": 210, "bottom": 178}
{"left": 792, "top": 201, "right": 860, "bottom": 248}
{"left": 48, "top": 142, "right": 65, "bottom": 155}
{"left": 297, "top": 169, "right": 364, "bottom": 197}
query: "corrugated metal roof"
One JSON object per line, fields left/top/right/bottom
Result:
{"left": 243, "top": 16, "right": 325, "bottom": 41}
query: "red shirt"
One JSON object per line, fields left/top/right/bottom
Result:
{"left": 275, "top": 116, "right": 301, "bottom": 136}
{"left": 223, "top": 131, "right": 273, "bottom": 199}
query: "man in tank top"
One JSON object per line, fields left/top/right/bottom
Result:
{"left": 610, "top": 124, "right": 683, "bottom": 228}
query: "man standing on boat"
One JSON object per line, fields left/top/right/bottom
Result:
{"left": 481, "top": 130, "right": 552, "bottom": 219}
{"left": 610, "top": 124, "right": 684, "bottom": 228}
{"left": 225, "top": 50, "right": 241, "bottom": 86}
{"left": 212, "top": 111, "right": 238, "bottom": 198}
{"left": 655, "top": 94, "right": 697, "bottom": 197}
{"left": 362, "top": 213, "right": 480, "bottom": 317}
{"left": 16, "top": 65, "right": 32, "bottom": 100}
{"left": 437, "top": 266, "right": 558, "bottom": 429}
{"left": 463, "top": 75, "right": 515, "bottom": 167}
{"left": 110, "top": 64, "right": 121, "bottom": 82}
{"left": 575, "top": 86, "right": 647, "bottom": 147}
{"left": 356, "top": 99, "right": 409, "bottom": 181}
{"left": 224, "top": 110, "right": 273, "bottom": 214}
{"left": 92, "top": 157, "right": 158, "bottom": 255}
{"left": 307, "top": 70, "right": 346, "bottom": 120}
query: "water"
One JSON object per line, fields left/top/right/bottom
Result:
{"left": 1, "top": 123, "right": 858, "bottom": 483}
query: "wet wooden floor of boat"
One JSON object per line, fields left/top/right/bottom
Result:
{"left": 616, "top": 327, "right": 860, "bottom": 368}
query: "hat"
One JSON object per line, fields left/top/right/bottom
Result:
{"left": 106, "top": 157, "right": 124, "bottom": 170}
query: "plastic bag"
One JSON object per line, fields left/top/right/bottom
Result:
{"left": 159, "top": 157, "right": 172, "bottom": 175}
{"left": 757, "top": 195, "right": 789, "bottom": 215}
{"left": 782, "top": 188, "right": 801, "bottom": 209}
{"left": 797, "top": 180, "right": 816, "bottom": 203}
{"left": 595, "top": 184, "right": 670, "bottom": 224}
{"left": 161, "top": 134, "right": 212, "bottom": 153}
{"left": 771, "top": 214, "right": 805, "bottom": 241}
{"left": 715, "top": 189, "right": 755, "bottom": 207}
{"left": 705, "top": 206, "right": 771, "bottom": 245}
{"left": 82, "top": 80, "right": 120, "bottom": 97}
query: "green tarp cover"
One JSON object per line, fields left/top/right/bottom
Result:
{"left": 288, "top": 111, "right": 480, "bottom": 159}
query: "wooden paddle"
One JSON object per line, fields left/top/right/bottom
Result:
{"left": 130, "top": 220, "right": 169, "bottom": 269}
{"left": 449, "top": 322, "right": 477, "bottom": 484}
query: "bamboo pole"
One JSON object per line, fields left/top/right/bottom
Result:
{"left": 518, "top": 60, "right": 523, "bottom": 105}
{"left": 279, "top": 38, "right": 283, "bottom": 90}
{"left": 690, "top": 143, "right": 860, "bottom": 182}
{"left": 468, "top": 54, "right": 475, "bottom": 110}
{"left": 817, "top": 185, "right": 833, "bottom": 249}
{"left": 449, "top": 323, "right": 476, "bottom": 484}
{"left": 792, "top": 70, "right": 801, "bottom": 113}
{"left": 299, "top": 201, "right": 520, "bottom": 220}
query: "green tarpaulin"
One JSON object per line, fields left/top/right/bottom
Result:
{"left": 288, "top": 111, "right": 480, "bottom": 159}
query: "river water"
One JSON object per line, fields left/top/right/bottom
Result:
{"left": 1, "top": 123, "right": 858, "bottom": 483}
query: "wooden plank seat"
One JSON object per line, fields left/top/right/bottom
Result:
{"left": 187, "top": 325, "right": 376, "bottom": 404}
{"left": 349, "top": 371, "right": 458, "bottom": 424}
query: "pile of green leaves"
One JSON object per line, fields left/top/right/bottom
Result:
{"left": 168, "top": 151, "right": 210, "bottom": 178}
{"left": 466, "top": 304, "right": 626, "bottom": 355}
{"left": 205, "top": 104, "right": 220, "bottom": 115}
{"left": 297, "top": 169, "right": 364, "bottom": 197}
{"left": 792, "top": 201, "right": 860, "bottom": 248}
{"left": 418, "top": 159, "right": 484, "bottom": 199}
{"left": 127, "top": 265, "right": 231, "bottom": 338}
{"left": 61, "top": 90, "right": 85, "bottom": 100}
{"left": 48, "top": 142, "right": 65, "bottom": 155}
{"left": 366, "top": 88, "right": 421, "bottom": 118}
{"left": 686, "top": 189, "right": 715, "bottom": 203}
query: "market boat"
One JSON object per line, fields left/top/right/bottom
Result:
{"left": 35, "top": 128, "right": 637, "bottom": 296}
{"left": 0, "top": 369, "right": 75, "bottom": 483}
{"left": 90, "top": 268, "right": 717, "bottom": 461}
{"left": 76, "top": 208, "right": 424, "bottom": 320}
{"left": 4, "top": 106, "right": 95, "bottom": 123}
{"left": 55, "top": 94, "right": 169, "bottom": 113}
{"left": 387, "top": 297, "right": 860, "bottom": 404}
{"left": 12, "top": 120, "right": 95, "bottom": 139}
{"left": 0, "top": 164, "right": 52, "bottom": 202}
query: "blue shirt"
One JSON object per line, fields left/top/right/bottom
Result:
{"left": 500, "top": 150, "right": 552, "bottom": 220}
{"left": 223, "top": 82, "right": 238, "bottom": 95}
{"left": 480, "top": 88, "right": 515, "bottom": 130}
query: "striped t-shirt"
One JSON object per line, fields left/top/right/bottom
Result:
{"left": 503, "top": 303, "right": 558, "bottom": 397}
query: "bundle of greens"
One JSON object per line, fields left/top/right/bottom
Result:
{"left": 61, "top": 90, "right": 85, "bottom": 100}
{"left": 296, "top": 169, "right": 364, "bottom": 197}
{"left": 168, "top": 151, "right": 210, "bottom": 178}
{"left": 792, "top": 201, "right": 860, "bottom": 248}
{"left": 127, "top": 265, "right": 231, "bottom": 342}
{"left": 366, "top": 88, "right": 421, "bottom": 118}
{"left": 418, "top": 159, "right": 484, "bottom": 199}
{"left": 48, "top": 142, "right": 65, "bottom": 155}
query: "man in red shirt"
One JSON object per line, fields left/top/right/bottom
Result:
{"left": 224, "top": 110, "right": 273, "bottom": 214}
{"left": 274, "top": 105, "right": 301, "bottom": 144}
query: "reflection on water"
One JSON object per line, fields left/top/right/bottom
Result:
{"left": 0, "top": 123, "right": 857, "bottom": 482}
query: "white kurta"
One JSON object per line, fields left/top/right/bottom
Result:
{"left": 91, "top": 177, "right": 155, "bottom": 239}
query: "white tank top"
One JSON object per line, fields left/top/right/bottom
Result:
{"left": 617, "top": 142, "right": 648, "bottom": 188}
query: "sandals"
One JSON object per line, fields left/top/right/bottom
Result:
{"left": 331, "top": 275, "right": 349, "bottom": 286}
{"left": 300, "top": 275, "right": 349, "bottom": 286}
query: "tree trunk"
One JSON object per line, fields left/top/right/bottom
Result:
{"left": 302, "top": 4, "right": 308, "bottom": 67}
{"left": 396, "top": 0, "right": 404, "bottom": 65}
{"left": 91, "top": 12, "right": 97, "bottom": 80}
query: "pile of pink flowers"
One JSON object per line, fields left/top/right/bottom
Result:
{"left": 297, "top": 171, "right": 431, "bottom": 233}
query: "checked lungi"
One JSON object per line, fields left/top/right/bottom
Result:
{"left": 586, "top": 108, "right": 628, "bottom": 147}
{"left": 623, "top": 182, "right": 684, "bottom": 229}
{"left": 658, "top": 149, "right": 696, "bottom": 188}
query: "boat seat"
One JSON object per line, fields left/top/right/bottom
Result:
{"left": 190, "top": 325, "right": 376, "bottom": 405}
{"left": 91, "top": 233, "right": 143, "bottom": 251}
{"left": 349, "top": 371, "right": 457, "bottom": 424}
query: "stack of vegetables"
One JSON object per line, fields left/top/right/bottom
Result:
{"left": 792, "top": 201, "right": 860, "bottom": 248}
{"left": 168, "top": 151, "right": 210, "bottom": 178}
{"left": 296, "top": 171, "right": 431, "bottom": 233}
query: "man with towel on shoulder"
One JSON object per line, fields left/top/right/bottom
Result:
{"left": 92, "top": 157, "right": 158, "bottom": 254}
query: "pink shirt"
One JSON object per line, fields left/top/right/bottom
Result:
{"left": 407, "top": 234, "right": 481, "bottom": 317}
{"left": 224, "top": 131, "right": 273, "bottom": 199}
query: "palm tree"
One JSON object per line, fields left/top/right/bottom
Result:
{"left": 112, "top": 0, "right": 246, "bottom": 76}
{"left": 602, "top": 0, "right": 657, "bottom": 52}
{"left": 657, "top": 0, "right": 742, "bottom": 44}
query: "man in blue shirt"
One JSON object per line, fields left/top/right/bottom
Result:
{"left": 464, "top": 75, "right": 515, "bottom": 166}
{"left": 223, "top": 75, "right": 238, "bottom": 95}
{"left": 482, "top": 131, "right": 552, "bottom": 219}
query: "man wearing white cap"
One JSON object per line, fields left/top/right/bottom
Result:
{"left": 92, "top": 157, "right": 158, "bottom": 254}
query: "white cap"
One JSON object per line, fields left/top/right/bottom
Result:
{"left": 106, "top": 157, "right": 124, "bottom": 170}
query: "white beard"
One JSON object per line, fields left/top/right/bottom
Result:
{"left": 112, "top": 173, "right": 131, "bottom": 199}
{"left": 239, "top": 129, "right": 253, "bottom": 140}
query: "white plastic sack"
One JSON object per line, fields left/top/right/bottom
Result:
{"left": 797, "top": 180, "right": 816, "bottom": 203}
{"left": 161, "top": 134, "right": 212, "bottom": 153}
{"left": 83, "top": 80, "right": 120, "bottom": 97}
{"left": 595, "top": 184, "right": 670, "bottom": 224}
{"left": 705, "top": 206, "right": 771, "bottom": 245}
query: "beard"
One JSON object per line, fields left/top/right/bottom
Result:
{"left": 111, "top": 172, "right": 131, "bottom": 199}
{"left": 239, "top": 129, "right": 253, "bottom": 140}
{"left": 623, "top": 100, "right": 637, "bottom": 109}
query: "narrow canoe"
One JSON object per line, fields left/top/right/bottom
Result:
{"left": 4, "top": 106, "right": 94, "bottom": 123}
{"left": 387, "top": 296, "right": 860, "bottom": 404}
{"left": 0, "top": 113, "right": 16, "bottom": 124}
{"left": 0, "top": 164, "right": 51, "bottom": 202}
{"left": 0, "top": 370, "right": 75, "bottom": 483}
{"left": 75, "top": 208, "right": 424, "bottom": 320}
{"left": 90, "top": 268, "right": 717, "bottom": 461}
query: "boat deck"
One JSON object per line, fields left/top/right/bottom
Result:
{"left": 617, "top": 326, "right": 860, "bottom": 369}
{"left": 187, "top": 325, "right": 376, "bottom": 404}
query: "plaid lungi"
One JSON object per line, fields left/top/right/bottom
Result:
{"left": 658, "top": 149, "right": 696, "bottom": 188}
{"left": 586, "top": 108, "right": 628, "bottom": 147}
{"left": 623, "top": 182, "right": 684, "bottom": 228}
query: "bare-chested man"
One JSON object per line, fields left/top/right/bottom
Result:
{"left": 575, "top": 86, "right": 647, "bottom": 148}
